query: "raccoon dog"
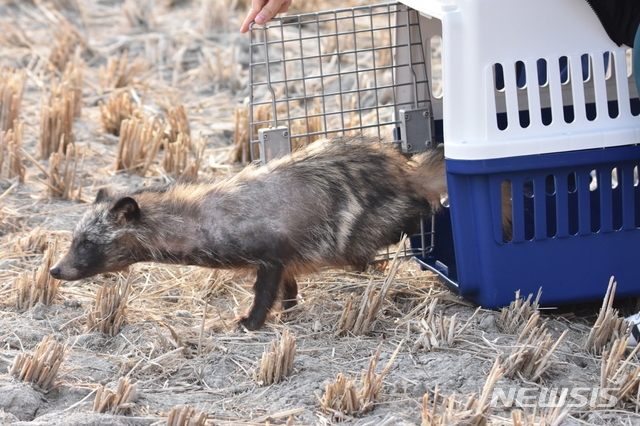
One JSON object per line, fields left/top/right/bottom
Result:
{"left": 50, "top": 136, "right": 447, "bottom": 330}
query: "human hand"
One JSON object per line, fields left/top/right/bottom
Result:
{"left": 240, "top": 0, "right": 292, "bottom": 33}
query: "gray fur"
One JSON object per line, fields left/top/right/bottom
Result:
{"left": 51, "top": 136, "right": 447, "bottom": 330}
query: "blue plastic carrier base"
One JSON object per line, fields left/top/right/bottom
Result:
{"left": 413, "top": 144, "right": 640, "bottom": 309}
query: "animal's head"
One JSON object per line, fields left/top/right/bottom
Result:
{"left": 50, "top": 188, "right": 143, "bottom": 281}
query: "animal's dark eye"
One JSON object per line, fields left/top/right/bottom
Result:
{"left": 81, "top": 241, "right": 94, "bottom": 251}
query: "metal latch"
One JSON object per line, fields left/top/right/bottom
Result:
{"left": 258, "top": 126, "right": 291, "bottom": 164}
{"left": 399, "top": 107, "right": 433, "bottom": 153}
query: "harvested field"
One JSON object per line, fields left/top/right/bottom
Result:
{"left": 1, "top": 1, "right": 640, "bottom": 425}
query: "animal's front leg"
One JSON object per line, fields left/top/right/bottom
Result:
{"left": 238, "top": 264, "right": 284, "bottom": 330}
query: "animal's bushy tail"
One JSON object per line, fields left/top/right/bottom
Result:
{"left": 406, "top": 144, "right": 513, "bottom": 239}
{"left": 406, "top": 144, "right": 448, "bottom": 212}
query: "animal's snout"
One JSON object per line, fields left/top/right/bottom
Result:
{"left": 50, "top": 266, "right": 61, "bottom": 279}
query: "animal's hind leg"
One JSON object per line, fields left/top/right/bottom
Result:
{"left": 238, "top": 264, "right": 283, "bottom": 331}
{"left": 281, "top": 268, "right": 297, "bottom": 312}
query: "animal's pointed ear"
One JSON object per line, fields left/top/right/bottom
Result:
{"left": 94, "top": 188, "right": 114, "bottom": 204}
{"left": 110, "top": 197, "right": 140, "bottom": 225}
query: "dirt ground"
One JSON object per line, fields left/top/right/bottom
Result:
{"left": 2, "top": 1, "right": 640, "bottom": 425}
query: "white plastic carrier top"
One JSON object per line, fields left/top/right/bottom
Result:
{"left": 401, "top": 0, "right": 640, "bottom": 160}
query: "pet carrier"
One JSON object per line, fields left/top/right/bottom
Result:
{"left": 249, "top": 0, "right": 640, "bottom": 308}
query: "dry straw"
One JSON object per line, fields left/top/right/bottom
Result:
{"left": 61, "top": 51, "right": 84, "bottom": 118}
{"left": 0, "top": 120, "right": 25, "bottom": 182}
{"left": 599, "top": 336, "right": 640, "bottom": 408}
{"left": 198, "top": 46, "right": 242, "bottom": 90}
{"left": 41, "top": 4, "right": 86, "bottom": 40}
{"left": 290, "top": 98, "right": 325, "bottom": 150}
{"left": 320, "top": 373, "right": 359, "bottom": 417}
{"left": 0, "top": 68, "right": 25, "bottom": 132}
{"left": 320, "top": 340, "right": 403, "bottom": 416}
{"left": 122, "top": 0, "right": 155, "bottom": 29}
{"left": 45, "top": 143, "right": 85, "bottom": 200}
{"left": 14, "top": 226, "right": 49, "bottom": 254}
{"left": 93, "top": 377, "right": 138, "bottom": 415}
{"left": 421, "top": 358, "right": 503, "bottom": 426}
{"left": 200, "top": 0, "right": 232, "bottom": 33}
{"left": 503, "top": 405, "right": 568, "bottom": 426}
{"left": 39, "top": 54, "right": 84, "bottom": 159}
{"left": 412, "top": 299, "right": 480, "bottom": 352}
{"left": 98, "top": 89, "right": 140, "bottom": 136}
{"left": 0, "top": 0, "right": 35, "bottom": 6}
{"left": 0, "top": 15, "right": 33, "bottom": 48}
{"left": 162, "top": 104, "right": 202, "bottom": 179}
{"left": 166, "top": 406, "right": 207, "bottom": 426}
{"left": 257, "top": 329, "right": 297, "bottom": 386}
{"left": 164, "top": 104, "right": 191, "bottom": 144}
{"left": 51, "top": 0, "right": 81, "bottom": 12}
{"left": 115, "top": 114, "right": 164, "bottom": 175}
{"left": 231, "top": 105, "right": 251, "bottom": 163}
{"left": 166, "top": 0, "right": 192, "bottom": 7}
{"left": 143, "top": 33, "right": 168, "bottom": 65}
{"left": 163, "top": 132, "right": 205, "bottom": 181}
{"left": 498, "top": 289, "right": 541, "bottom": 334}
{"left": 15, "top": 239, "right": 60, "bottom": 311}
{"left": 50, "top": 28, "right": 80, "bottom": 71}
{"left": 87, "top": 276, "right": 132, "bottom": 336}
{"left": 39, "top": 81, "right": 76, "bottom": 159}
{"left": 10, "top": 335, "right": 67, "bottom": 391}
{"left": 99, "top": 51, "right": 148, "bottom": 91}
{"left": 22, "top": 141, "right": 83, "bottom": 200}
{"left": 336, "top": 234, "right": 406, "bottom": 336}
{"left": 43, "top": 5, "right": 86, "bottom": 71}
{"left": 0, "top": 180, "right": 16, "bottom": 230}
{"left": 584, "top": 276, "right": 628, "bottom": 354}
{"left": 500, "top": 313, "right": 568, "bottom": 382}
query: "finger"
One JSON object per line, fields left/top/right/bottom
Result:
{"left": 254, "top": 0, "right": 288, "bottom": 25}
{"left": 240, "top": 0, "right": 267, "bottom": 33}
{"left": 240, "top": 11, "right": 257, "bottom": 33}
{"left": 278, "top": 0, "right": 292, "bottom": 13}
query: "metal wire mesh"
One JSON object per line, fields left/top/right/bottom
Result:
{"left": 248, "top": 2, "right": 434, "bottom": 261}
{"left": 248, "top": 2, "right": 430, "bottom": 156}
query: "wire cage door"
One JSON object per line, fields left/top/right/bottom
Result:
{"left": 248, "top": 2, "right": 436, "bottom": 261}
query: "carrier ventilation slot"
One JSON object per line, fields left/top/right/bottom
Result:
{"left": 496, "top": 164, "right": 639, "bottom": 243}
{"left": 491, "top": 51, "right": 637, "bottom": 132}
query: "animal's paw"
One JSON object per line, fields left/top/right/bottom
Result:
{"left": 281, "top": 298, "right": 297, "bottom": 312}
{"left": 235, "top": 315, "right": 264, "bottom": 331}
